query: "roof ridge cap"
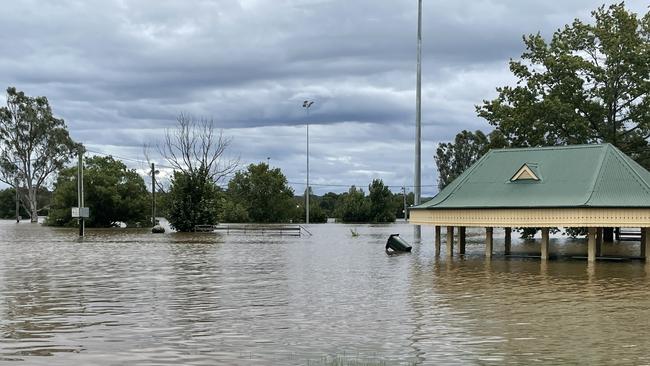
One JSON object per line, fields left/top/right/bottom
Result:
{"left": 583, "top": 144, "right": 610, "bottom": 205}
{"left": 431, "top": 150, "right": 494, "bottom": 207}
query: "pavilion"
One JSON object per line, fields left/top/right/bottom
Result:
{"left": 409, "top": 144, "right": 650, "bottom": 262}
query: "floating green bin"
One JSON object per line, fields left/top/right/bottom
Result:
{"left": 386, "top": 234, "right": 412, "bottom": 252}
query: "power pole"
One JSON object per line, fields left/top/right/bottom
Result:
{"left": 414, "top": 0, "right": 423, "bottom": 240}
{"left": 151, "top": 163, "right": 156, "bottom": 226}
{"left": 78, "top": 149, "right": 85, "bottom": 237}
{"left": 15, "top": 177, "right": 19, "bottom": 223}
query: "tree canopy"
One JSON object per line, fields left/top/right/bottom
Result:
{"left": 155, "top": 113, "right": 237, "bottom": 231}
{"left": 368, "top": 179, "right": 396, "bottom": 223}
{"left": 434, "top": 130, "right": 507, "bottom": 190}
{"left": 226, "top": 163, "right": 295, "bottom": 223}
{"left": 47, "top": 156, "right": 149, "bottom": 227}
{"left": 477, "top": 3, "right": 650, "bottom": 168}
{"left": 166, "top": 169, "right": 221, "bottom": 231}
{"left": 0, "top": 87, "right": 79, "bottom": 222}
{"left": 336, "top": 186, "right": 371, "bottom": 223}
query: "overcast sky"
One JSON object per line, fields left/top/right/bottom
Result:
{"left": 0, "top": 0, "right": 647, "bottom": 195}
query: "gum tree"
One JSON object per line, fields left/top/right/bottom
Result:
{"left": 0, "top": 87, "right": 79, "bottom": 222}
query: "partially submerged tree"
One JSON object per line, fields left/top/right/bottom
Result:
{"left": 227, "top": 163, "right": 295, "bottom": 223}
{"left": 368, "top": 179, "right": 396, "bottom": 223}
{"left": 337, "top": 186, "right": 371, "bottom": 223}
{"left": 0, "top": 87, "right": 79, "bottom": 222}
{"left": 167, "top": 170, "right": 221, "bottom": 232}
{"left": 158, "top": 113, "right": 238, "bottom": 231}
{"left": 47, "top": 156, "right": 149, "bottom": 227}
{"left": 477, "top": 3, "right": 650, "bottom": 168}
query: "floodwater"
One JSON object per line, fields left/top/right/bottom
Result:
{"left": 1, "top": 220, "right": 650, "bottom": 365}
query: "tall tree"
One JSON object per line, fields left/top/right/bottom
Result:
{"left": 434, "top": 130, "right": 507, "bottom": 190}
{"left": 167, "top": 170, "right": 221, "bottom": 231}
{"left": 477, "top": 4, "right": 650, "bottom": 168}
{"left": 368, "top": 179, "right": 396, "bottom": 223}
{"left": 227, "top": 163, "right": 295, "bottom": 223}
{"left": 0, "top": 87, "right": 79, "bottom": 222}
{"left": 47, "top": 156, "right": 149, "bottom": 227}
{"left": 336, "top": 186, "right": 371, "bottom": 223}
{"left": 157, "top": 113, "right": 238, "bottom": 231}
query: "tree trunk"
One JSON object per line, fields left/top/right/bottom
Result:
{"left": 29, "top": 187, "right": 38, "bottom": 223}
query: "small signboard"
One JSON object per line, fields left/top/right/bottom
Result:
{"left": 71, "top": 207, "right": 90, "bottom": 218}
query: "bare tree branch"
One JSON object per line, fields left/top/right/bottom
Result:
{"left": 157, "top": 113, "right": 239, "bottom": 183}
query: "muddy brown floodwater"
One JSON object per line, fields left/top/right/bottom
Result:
{"left": 1, "top": 220, "right": 650, "bottom": 365}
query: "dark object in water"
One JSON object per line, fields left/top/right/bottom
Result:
{"left": 386, "top": 234, "right": 411, "bottom": 252}
{"left": 152, "top": 225, "right": 165, "bottom": 234}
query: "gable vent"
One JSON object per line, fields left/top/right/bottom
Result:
{"left": 511, "top": 164, "right": 540, "bottom": 181}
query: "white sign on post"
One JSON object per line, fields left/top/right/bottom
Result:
{"left": 71, "top": 207, "right": 90, "bottom": 218}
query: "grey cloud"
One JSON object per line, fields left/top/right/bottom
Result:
{"left": 0, "top": 0, "right": 646, "bottom": 194}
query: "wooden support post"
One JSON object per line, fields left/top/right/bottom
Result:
{"left": 459, "top": 227, "right": 466, "bottom": 255}
{"left": 596, "top": 227, "right": 603, "bottom": 257}
{"left": 588, "top": 227, "right": 597, "bottom": 262}
{"left": 446, "top": 226, "right": 454, "bottom": 257}
{"left": 504, "top": 227, "right": 512, "bottom": 255}
{"left": 541, "top": 228, "right": 549, "bottom": 260}
{"left": 485, "top": 227, "right": 493, "bottom": 258}
{"left": 434, "top": 226, "right": 441, "bottom": 256}
{"left": 642, "top": 228, "right": 649, "bottom": 261}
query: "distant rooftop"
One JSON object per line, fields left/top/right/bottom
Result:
{"left": 413, "top": 144, "right": 650, "bottom": 209}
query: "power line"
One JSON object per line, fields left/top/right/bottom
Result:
{"left": 286, "top": 181, "right": 436, "bottom": 188}
{"left": 84, "top": 148, "right": 437, "bottom": 191}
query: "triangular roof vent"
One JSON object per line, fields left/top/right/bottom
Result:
{"left": 511, "top": 163, "right": 540, "bottom": 181}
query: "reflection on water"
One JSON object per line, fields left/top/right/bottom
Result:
{"left": 1, "top": 221, "right": 650, "bottom": 365}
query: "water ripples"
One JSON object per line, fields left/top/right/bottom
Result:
{"left": 2, "top": 222, "right": 650, "bottom": 364}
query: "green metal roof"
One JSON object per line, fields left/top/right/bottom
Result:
{"left": 414, "top": 144, "right": 650, "bottom": 209}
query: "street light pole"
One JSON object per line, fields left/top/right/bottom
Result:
{"left": 302, "top": 100, "right": 314, "bottom": 224}
{"left": 414, "top": 0, "right": 423, "bottom": 240}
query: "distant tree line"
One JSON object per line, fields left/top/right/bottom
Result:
{"left": 156, "top": 161, "right": 418, "bottom": 226}
{"left": 0, "top": 90, "right": 418, "bottom": 232}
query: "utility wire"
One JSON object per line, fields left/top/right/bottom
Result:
{"left": 84, "top": 148, "right": 436, "bottom": 191}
